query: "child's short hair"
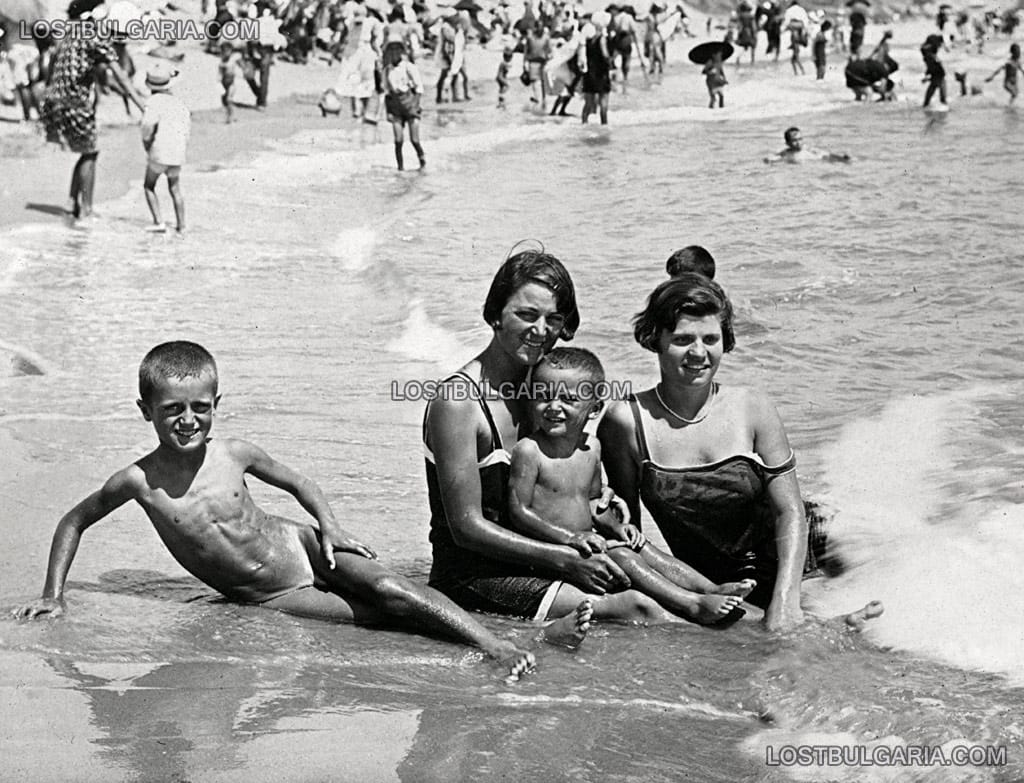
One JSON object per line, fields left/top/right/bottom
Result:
{"left": 535, "top": 346, "right": 605, "bottom": 384}
{"left": 139, "top": 341, "right": 218, "bottom": 402}
{"left": 483, "top": 247, "right": 580, "bottom": 340}
{"left": 665, "top": 245, "right": 716, "bottom": 279}
{"left": 633, "top": 273, "right": 736, "bottom": 354}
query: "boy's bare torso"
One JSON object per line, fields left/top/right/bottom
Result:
{"left": 526, "top": 437, "right": 600, "bottom": 533}
{"left": 127, "top": 438, "right": 315, "bottom": 603}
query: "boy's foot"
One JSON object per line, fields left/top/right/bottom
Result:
{"left": 486, "top": 640, "right": 536, "bottom": 681}
{"left": 693, "top": 594, "right": 745, "bottom": 625}
{"left": 145, "top": 222, "right": 167, "bottom": 233}
{"left": 716, "top": 578, "right": 756, "bottom": 599}
{"left": 537, "top": 599, "right": 593, "bottom": 649}
{"left": 844, "top": 600, "right": 884, "bottom": 632}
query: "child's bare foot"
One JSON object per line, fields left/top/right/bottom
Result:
{"left": 487, "top": 640, "right": 536, "bottom": 681}
{"left": 693, "top": 593, "right": 745, "bottom": 625}
{"left": 716, "top": 578, "right": 756, "bottom": 598}
{"left": 537, "top": 598, "right": 593, "bottom": 649}
{"left": 844, "top": 600, "right": 884, "bottom": 632}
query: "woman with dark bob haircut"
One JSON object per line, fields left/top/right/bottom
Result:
{"left": 423, "top": 249, "right": 696, "bottom": 644}
{"left": 598, "top": 274, "right": 813, "bottom": 631}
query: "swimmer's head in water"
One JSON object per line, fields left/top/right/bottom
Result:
{"left": 666, "top": 245, "right": 716, "bottom": 279}
{"left": 139, "top": 341, "right": 218, "bottom": 404}
{"left": 633, "top": 273, "right": 736, "bottom": 354}
{"left": 1012, "top": 43, "right": 1021, "bottom": 59}
{"left": 484, "top": 247, "right": 580, "bottom": 341}
{"left": 784, "top": 126, "right": 802, "bottom": 150}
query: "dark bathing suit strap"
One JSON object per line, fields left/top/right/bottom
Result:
{"left": 626, "top": 394, "right": 651, "bottom": 463}
{"left": 422, "top": 370, "right": 504, "bottom": 454}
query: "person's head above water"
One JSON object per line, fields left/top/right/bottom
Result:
{"left": 784, "top": 126, "right": 802, "bottom": 150}
{"left": 483, "top": 245, "right": 580, "bottom": 341}
{"left": 665, "top": 245, "right": 716, "bottom": 279}
{"left": 138, "top": 341, "right": 218, "bottom": 404}
{"left": 633, "top": 273, "right": 736, "bottom": 354}
{"left": 1011, "top": 42, "right": 1021, "bottom": 60}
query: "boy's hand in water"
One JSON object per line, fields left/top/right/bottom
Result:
{"left": 12, "top": 596, "right": 65, "bottom": 620}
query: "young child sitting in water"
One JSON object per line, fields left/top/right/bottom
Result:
{"left": 13, "top": 341, "right": 535, "bottom": 679}
{"left": 508, "top": 347, "right": 754, "bottom": 625}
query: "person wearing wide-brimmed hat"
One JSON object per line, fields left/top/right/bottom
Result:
{"left": 140, "top": 62, "right": 190, "bottom": 232}
{"left": 39, "top": 0, "right": 144, "bottom": 220}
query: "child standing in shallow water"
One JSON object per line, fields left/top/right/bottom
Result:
{"left": 508, "top": 348, "right": 754, "bottom": 625}
{"left": 984, "top": 43, "right": 1024, "bottom": 103}
{"left": 383, "top": 41, "right": 426, "bottom": 170}
{"left": 702, "top": 50, "right": 727, "bottom": 108}
{"left": 140, "top": 63, "right": 190, "bottom": 232}
{"left": 13, "top": 341, "right": 537, "bottom": 679}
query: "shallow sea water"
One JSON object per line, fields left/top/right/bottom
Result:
{"left": 2, "top": 62, "right": 1024, "bottom": 782}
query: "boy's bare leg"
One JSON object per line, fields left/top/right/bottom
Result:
{"left": 166, "top": 170, "right": 185, "bottom": 232}
{"left": 315, "top": 553, "right": 535, "bottom": 678}
{"left": 546, "top": 582, "right": 678, "bottom": 627}
{"left": 609, "top": 548, "right": 745, "bottom": 625}
{"left": 143, "top": 165, "right": 164, "bottom": 229}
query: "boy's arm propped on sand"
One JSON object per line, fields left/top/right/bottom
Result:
{"left": 508, "top": 441, "right": 606, "bottom": 555}
{"left": 235, "top": 439, "right": 376, "bottom": 567}
{"left": 13, "top": 468, "right": 139, "bottom": 620}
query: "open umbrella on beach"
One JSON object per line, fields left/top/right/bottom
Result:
{"left": 453, "top": 0, "right": 481, "bottom": 11}
{"left": 844, "top": 0, "right": 869, "bottom": 6}
{"left": 688, "top": 39, "right": 734, "bottom": 64}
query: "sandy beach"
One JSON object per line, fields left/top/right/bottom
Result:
{"left": 3, "top": 5, "right": 1024, "bottom": 781}
{"left": 2, "top": 6, "right": 980, "bottom": 232}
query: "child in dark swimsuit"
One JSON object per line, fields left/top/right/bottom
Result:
{"left": 921, "top": 34, "right": 947, "bottom": 108}
{"left": 508, "top": 348, "right": 754, "bottom": 625}
{"left": 984, "top": 43, "right": 1024, "bottom": 102}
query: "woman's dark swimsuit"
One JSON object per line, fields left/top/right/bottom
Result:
{"left": 628, "top": 397, "right": 830, "bottom": 609}
{"left": 425, "top": 372, "right": 561, "bottom": 619}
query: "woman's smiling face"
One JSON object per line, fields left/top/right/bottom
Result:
{"left": 494, "top": 282, "right": 566, "bottom": 367}
{"left": 657, "top": 313, "right": 724, "bottom": 389}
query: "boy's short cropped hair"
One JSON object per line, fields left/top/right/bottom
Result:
{"left": 139, "top": 341, "right": 218, "bottom": 402}
{"left": 536, "top": 346, "right": 605, "bottom": 384}
{"left": 633, "top": 273, "right": 736, "bottom": 354}
{"left": 665, "top": 245, "right": 716, "bottom": 279}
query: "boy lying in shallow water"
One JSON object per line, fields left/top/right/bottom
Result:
{"left": 13, "top": 341, "right": 598, "bottom": 678}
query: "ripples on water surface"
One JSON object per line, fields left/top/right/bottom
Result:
{"left": 2, "top": 91, "right": 1023, "bottom": 781}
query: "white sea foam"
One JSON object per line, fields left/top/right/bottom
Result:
{"left": 386, "top": 299, "right": 474, "bottom": 366}
{"left": 805, "top": 389, "right": 1024, "bottom": 685}
{"left": 328, "top": 226, "right": 377, "bottom": 271}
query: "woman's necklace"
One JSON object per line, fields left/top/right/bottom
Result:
{"left": 654, "top": 382, "right": 717, "bottom": 425}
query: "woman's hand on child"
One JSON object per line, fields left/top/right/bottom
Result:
{"left": 12, "top": 596, "right": 65, "bottom": 620}
{"left": 619, "top": 524, "right": 646, "bottom": 550}
{"left": 568, "top": 531, "right": 608, "bottom": 556}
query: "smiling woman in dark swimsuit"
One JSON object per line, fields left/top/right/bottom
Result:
{"left": 424, "top": 250, "right": 687, "bottom": 641}
{"left": 598, "top": 274, "right": 809, "bottom": 631}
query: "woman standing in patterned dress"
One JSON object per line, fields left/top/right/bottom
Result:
{"left": 40, "top": 0, "right": 143, "bottom": 220}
